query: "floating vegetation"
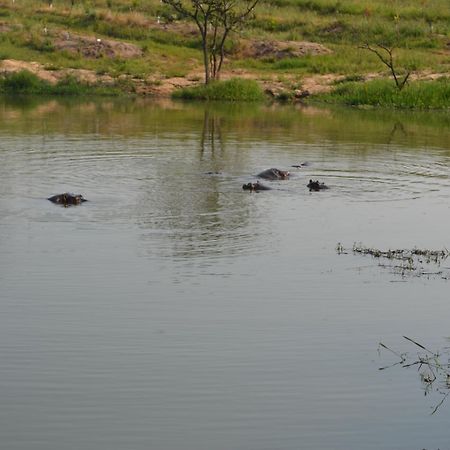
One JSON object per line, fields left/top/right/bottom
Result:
{"left": 336, "top": 242, "right": 450, "bottom": 279}
{"left": 378, "top": 337, "right": 450, "bottom": 415}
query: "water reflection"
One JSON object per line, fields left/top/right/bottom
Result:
{"left": 133, "top": 106, "right": 273, "bottom": 260}
{"left": 387, "top": 121, "right": 407, "bottom": 144}
{"left": 200, "top": 108, "right": 225, "bottom": 158}
{"left": 1, "top": 96, "right": 450, "bottom": 148}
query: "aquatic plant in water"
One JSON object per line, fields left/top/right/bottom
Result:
{"left": 378, "top": 337, "right": 450, "bottom": 415}
{"left": 336, "top": 243, "right": 450, "bottom": 279}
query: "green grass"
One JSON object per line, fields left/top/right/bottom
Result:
{"left": 0, "top": 70, "right": 121, "bottom": 96}
{"left": 0, "top": 0, "right": 449, "bottom": 103}
{"left": 318, "top": 78, "right": 450, "bottom": 109}
{"left": 172, "top": 78, "right": 265, "bottom": 101}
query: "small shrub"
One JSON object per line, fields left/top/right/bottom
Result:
{"left": 173, "top": 78, "right": 265, "bottom": 102}
{"left": 52, "top": 74, "right": 87, "bottom": 95}
{"left": 0, "top": 70, "right": 47, "bottom": 93}
{"left": 276, "top": 90, "right": 293, "bottom": 101}
{"left": 0, "top": 70, "right": 121, "bottom": 96}
{"left": 26, "top": 35, "right": 55, "bottom": 52}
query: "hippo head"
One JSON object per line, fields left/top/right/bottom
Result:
{"left": 307, "top": 180, "right": 328, "bottom": 191}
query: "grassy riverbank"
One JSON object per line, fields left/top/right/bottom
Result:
{"left": 318, "top": 78, "right": 450, "bottom": 109}
{"left": 0, "top": 0, "right": 449, "bottom": 104}
{"left": 0, "top": 70, "right": 122, "bottom": 95}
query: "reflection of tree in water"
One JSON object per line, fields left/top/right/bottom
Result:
{"left": 200, "top": 108, "right": 225, "bottom": 160}
{"left": 379, "top": 337, "right": 450, "bottom": 415}
{"left": 135, "top": 106, "right": 270, "bottom": 260}
{"left": 386, "top": 121, "right": 407, "bottom": 145}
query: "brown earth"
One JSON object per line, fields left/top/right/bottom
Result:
{"left": 53, "top": 31, "right": 143, "bottom": 59}
{"left": 0, "top": 21, "right": 12, "bottom": 33}
{"left": 241, "top": 40, "right": 331, "bottom": 59}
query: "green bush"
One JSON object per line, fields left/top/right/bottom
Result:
{"left": 0, "top": 70, "right": 46, "bottom": 93}
{"left": 173, "top": 78, "right": 265, "bottom": 101}
{"left": 0, "top": 70, "right": 121, "bottom": 96}
{"left": 52, "top": 75, "right": 90, "bottom": 95}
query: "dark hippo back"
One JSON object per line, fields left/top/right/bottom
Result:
{"left": 257, "top": 168, "right": 290, "bottom": 180}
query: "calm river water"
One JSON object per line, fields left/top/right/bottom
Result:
{"left": 1, "top": 96, "right": 450, "bottom": 450}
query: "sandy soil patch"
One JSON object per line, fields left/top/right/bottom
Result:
{"left": 0, "top": 21, "right": 12, "bottom": 33}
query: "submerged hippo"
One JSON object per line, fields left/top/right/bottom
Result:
{"left": 48, "top": 193, "right": 87, "bottom": 206}
{"left": 307, "top": 179, "right": 329, "bottom": 191}
{"left": 242, "top": 181, "right": 271, "bottom": 191}
{"left": 257, "top": 168, "right": 290, "bottom": 180}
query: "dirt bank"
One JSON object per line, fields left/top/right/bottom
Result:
{"left": 0, "top": 57, "right": 348, "bottom": 97}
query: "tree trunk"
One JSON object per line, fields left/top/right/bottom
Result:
{"left": 216, "top": 29, "right": 229, "bottom": 80}
{"left": 203, "top": 42, "right": 210, "bottom": 84}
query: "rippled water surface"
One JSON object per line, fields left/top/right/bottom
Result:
{"left": 1, "top": 97, "right": 450, "bottom": 450}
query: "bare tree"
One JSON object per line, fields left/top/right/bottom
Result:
{"left": 361, "top": 43, "right": 410, "bottom": 91}
{"left": 162, "top": 0, "right": 259, "bottom": 84}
